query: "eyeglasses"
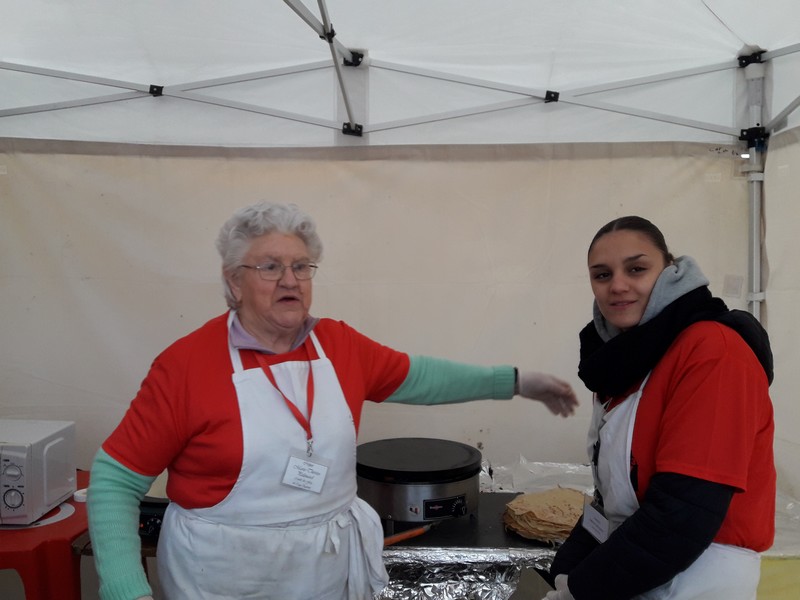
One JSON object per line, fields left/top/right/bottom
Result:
{"left": 239, "top": 261, "right": 318, "bottom": 281}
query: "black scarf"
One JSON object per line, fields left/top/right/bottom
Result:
{"left": 578, "top": 286, "right": 774, "bottom": 397}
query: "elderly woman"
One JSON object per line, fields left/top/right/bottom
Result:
{"left": 88, "top": 201, "right": 579, "bottom": 600}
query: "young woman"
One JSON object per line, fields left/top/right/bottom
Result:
{"left": 544, "top": 216, "right": 775, "bottom": 600}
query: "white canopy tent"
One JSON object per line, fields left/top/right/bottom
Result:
{"left": 2, "top": 1, "right": 800, "bottom": 147}
{"left": 2, "top": 0, "right": 800, "bottom": 513}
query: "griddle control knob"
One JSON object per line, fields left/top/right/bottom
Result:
{"left": 451, "top": 496, "right": 467, "bottom": 517}
{"left": 140, "top": 516, "right": 163, "bottom": 538}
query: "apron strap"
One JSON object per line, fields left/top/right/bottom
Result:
{"left": 227, "top": 311, "right": 245, "bottom": 374}
{"left": 309, "top": 330, "right": 326, "bottom": 359}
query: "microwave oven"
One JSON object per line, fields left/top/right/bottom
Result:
{"left": 0, "top": 419, "right": 77, "bottom": 525}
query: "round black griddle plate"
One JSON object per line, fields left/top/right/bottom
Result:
{"left": 356, "top": 437, "right": 482, "bottom": 484}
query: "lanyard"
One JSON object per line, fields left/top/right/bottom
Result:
{"left": 255, "top": 340, "right": 316, "bottom": 456}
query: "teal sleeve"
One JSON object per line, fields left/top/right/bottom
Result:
{"left": 87, "top": 448, "right": 156, "bottom": 600}
{"left": 385, "top": 355, "right": 516, "bottom": 405}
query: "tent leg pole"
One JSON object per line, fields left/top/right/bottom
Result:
{"left": 747, "top": 165, "right": 764, "bottom": 321}
{"left": 744, "top": 62, "right": 767, "bottom": 320}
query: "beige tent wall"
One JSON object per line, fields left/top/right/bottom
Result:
{"left": 2, "top": 139, "right": 769, "bottom": 475}
{"left": 5, "top": 137, "right": 800, "bottom": 598}
{"left": 764, "top": 128, "right": 800, "bottom": 499}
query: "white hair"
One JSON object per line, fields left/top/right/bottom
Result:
{"left": 216, "top": 202, "right": 322, "bottom": 309}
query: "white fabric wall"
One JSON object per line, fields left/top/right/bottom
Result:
{"left": 4, "top": 137, "right": 800, "bottom": 598}
{"left": 764, "top": 128, "right": 800, "bottom": 498}
{"left": 3, "top": 138, "right": 784, "bottom": 486}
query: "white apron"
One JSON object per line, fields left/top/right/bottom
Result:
{"left": 587, "top": 377, "right": 760, "bottom": 600}
{"left": 156, "top": 314, "right": 389, "bottom": 599}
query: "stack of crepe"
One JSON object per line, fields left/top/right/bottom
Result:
{"left": 503, "top": 487, "right": 585, "bottom": 543}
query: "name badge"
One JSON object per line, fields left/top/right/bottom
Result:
{"left": 282, "top": 450, "right": 330, "bottom": 494}
{"left": 582, "top": 494, "right": 610, "bottom": 543}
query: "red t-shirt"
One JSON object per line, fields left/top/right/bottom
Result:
{"left": 102, "top": 314, "right": 410, "bottom": 508}
{"left": 627, "top": 321, "right": 775, "bottom": 551}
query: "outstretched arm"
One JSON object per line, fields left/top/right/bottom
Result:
{"left": 385, "top": 355, "right": 578, "bottom": 417}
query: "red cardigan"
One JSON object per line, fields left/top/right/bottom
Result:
{"left": 103, "top": 314, "right": 410, "bottom": 508}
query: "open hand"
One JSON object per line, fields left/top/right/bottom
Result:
{"left": 518, "top": 372, "right": 579, "bottom": 417}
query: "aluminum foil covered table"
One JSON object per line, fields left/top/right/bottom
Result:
{"left": 380, "top": 492, "right": 558, "bottom": 600}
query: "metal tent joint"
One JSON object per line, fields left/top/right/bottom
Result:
{"left": 149, "top": 85, "right": 164, "bottom": 97}
{"left": 342, "top": 122, "right": 363, "bottom": 136}
{"left": 320, "top": 25, "right": 336, "bottom": 43}
{"left": 738, "top": 51, "right": 765, "bottom": 68}
{"left": 739, "top": 126, "right": 769, "bottom": 148}
{"left": 343, "top": 51, "right": 364, "bottom": 67}
{"left": 545, "top": 90, "right": 560, "bottom": 103}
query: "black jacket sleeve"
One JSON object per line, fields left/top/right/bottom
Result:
{"left": 549, "top": 515, "right": 600, "bottom": 584}
{"left": 554, "top": 472, "right": 735, "bottom": 600}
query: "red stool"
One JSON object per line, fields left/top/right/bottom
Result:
{"left": 0, "top": 470, "right": 89, "bottom": 600}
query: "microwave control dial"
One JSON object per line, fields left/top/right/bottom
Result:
{"left": 3, "top": 488, "right": 24, "bottom": 509}
{"left": 2, "top": 463, "right": 23, "bottom": 480}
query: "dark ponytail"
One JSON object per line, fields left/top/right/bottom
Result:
{"left": 588, "top": 216, "right": 674, "bottom": 264}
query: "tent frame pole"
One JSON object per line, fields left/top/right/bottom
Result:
{"left": 316, "top": 0, "right": 362, "bottom": 135}
{"left": 282, "top": 0, "right": 353, "bottom": 63}
{"left": 2, "top": 30, "right": 800, "bottom": 142}
{"left": 367, "top": 58, "right": 742, "bottom": 137}
{"left": 742, "top": 61, "right": 767, "bottom": 320}
{"left": 283, "top": 0, "right": 363, "bottom": 135}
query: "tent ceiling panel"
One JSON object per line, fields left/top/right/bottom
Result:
{"left": 0, "top": 70, "right": 135, "bottom": 113}
{"left": 365, "top": 69, "right": 534, "bottom": 123}
{"left": 705, "top": 0, "right": 800, "bottom": 50}
{"left": 193, "top": 69, "right": 339, "bottom": 121}
{"left": 2, "top": 0, "right": 799, "bottom": 147}
{"left": 365, "top": 103, "right": 743, "bottom": 147}
{"left": 0, "top": 97, "right": 341, "bottom": 148}
{"left": 584, "top": 71, "right": 739, "bottom": 134}
{"left": 3, "top": 1, "right": 325, "bottom": 80}
{"left": 770, "top": 54, "right": 800, "bottom": 131}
